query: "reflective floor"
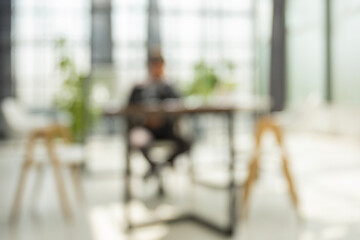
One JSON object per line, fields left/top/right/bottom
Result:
{"left": 1, "top": 132, "right": 360, "bottom": 240}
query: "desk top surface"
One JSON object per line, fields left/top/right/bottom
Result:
{"left": 104, "top": 98, "right": 270, "bottom": 117}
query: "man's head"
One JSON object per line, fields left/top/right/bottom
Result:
{"left": 147, "top": 52, "right": 165, "bottom": 81}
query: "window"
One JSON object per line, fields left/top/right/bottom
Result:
{"left": 159, "top": 0, "right": 255, "bottom": 95}
{"left": 112, "top": 0, "right": 256, "bottom": 100}
{"left": 332, "top": 0, "right": 360, "bottom": 105}
{"left": 14, "top": 0, "right": 256, "bottom": 107}
{"left": 286, "top": 0, "right": 326, "bottom": 107}
{"left": 12, "top": 0, "right": 91, "bottom": 107}
{"left": 112, "top": 0, "right": 148, "bottom": 100}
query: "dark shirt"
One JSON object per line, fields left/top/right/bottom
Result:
{"left": 128, "top": 82, "right": 180, "bottom": 105}
{"left": 128, "top": 81, "right": 180, "bottom": 137}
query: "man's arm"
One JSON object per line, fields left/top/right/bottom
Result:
{"left": 128, "top": 86, "right": 142, "bottom": 105}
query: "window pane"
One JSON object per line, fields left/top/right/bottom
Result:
{"left": 287, "top": 0, "right": 325, "bottom": 106}
{"left": 12, "top": 0, "right": 90, "bottom": 107}
{"left": 333, "top": 0, "right": 360, "bottom": 105}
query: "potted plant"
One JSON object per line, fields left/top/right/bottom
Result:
{"left": 186, "top": 61, "right": 219, "bottom": 99}
{"left": 53, "top": 38, "right": 97, "bottom": 143}
{"left": 186, "top": 60, "right": 237, "bottom": 102}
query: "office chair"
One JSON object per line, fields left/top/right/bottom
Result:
{"left": 241, "top": 116, "right": 299, "bottom": 219}
{"left": 2, "top": 98, "right": 85, "bottom": 221}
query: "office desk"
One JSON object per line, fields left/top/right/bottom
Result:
{"left": 105, "top": 101, "right": 269, "bottom": 236}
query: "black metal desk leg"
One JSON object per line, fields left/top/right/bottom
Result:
{"left": 227, "top": 112, "right": 237, "bottom": 234}
{"left": 124, "top": 118, "right": 132, "bottom": 230}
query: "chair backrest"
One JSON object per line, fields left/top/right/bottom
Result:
{"left": 2, "top": 98, "right": 30, "bottom": 134}
{"left": 1, "top": 98, "right": 49, "bottom": 136}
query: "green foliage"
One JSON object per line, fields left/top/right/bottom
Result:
{"left": 187, "top": 61, "right": 220, "bottom": 97}
{"left": 54, "top": 38, "right": 97, "bottom": 142}
{"left": 186, "top": 60, "right": 236, "bottom": 98}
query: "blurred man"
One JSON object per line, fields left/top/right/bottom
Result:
{"left": 127, "top": 52, "right": 191, "bottom": 179}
